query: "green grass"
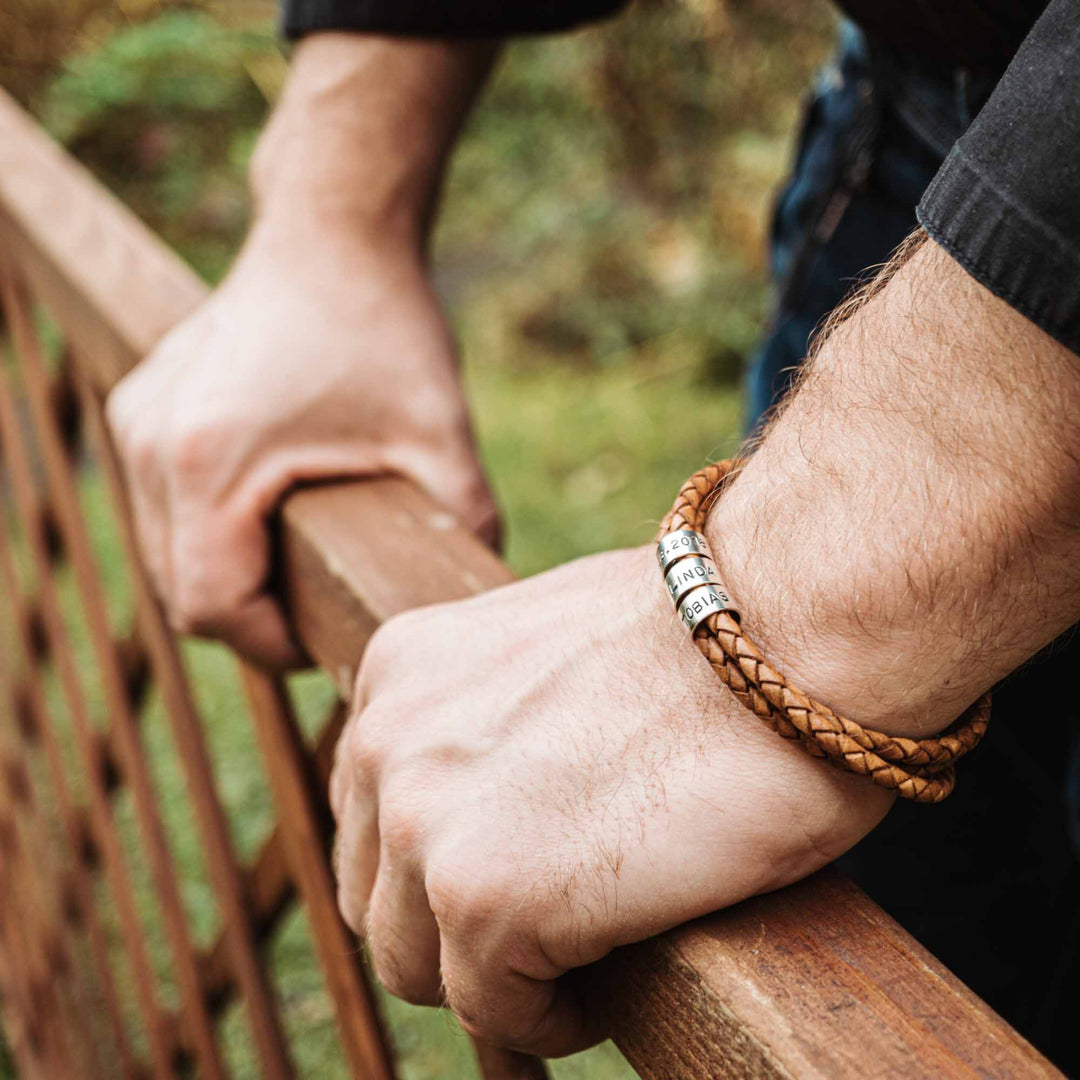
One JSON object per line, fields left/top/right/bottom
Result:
{"left": 469, "top": 346, "right": 744, "bottom": 575}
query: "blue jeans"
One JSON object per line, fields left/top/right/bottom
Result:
{"left": 750, "top": 25, "right": 1080, "bottom": 1073}
{"left": 747, "top": 21, "right": 1000, "bottom": 426}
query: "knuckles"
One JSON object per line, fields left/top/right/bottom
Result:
{"left": 166, "top": 603, "right": 199, "bottom": 637}
{"left": 126, "top": 428, "right": 162, "bottom": 482}
{"left": 109, "top": 391, "right": 235, "bottom": 498}
{"left": 365, "top": 918, "right": 441, "bottom": 1007}
{"left": 376, "top": 787, "right": 429, "bottom": 859}
{"left": 334, "top": 873, "right": 367, "bottom": 938}
{"left": 341, "top": 704, "right": 400, "bottom": 778}
{"left": 166, "top": 554, "right": 238, "bottom": 635}
{"left": 425, "top": 853, "right": 528, "bottom": 944}
{"left": 106, "top": 388, "right": 160, "bottom": 482}
{"left": 452, "top": 1007, "right": 535, "bottom": 1051}
{"left": 166, "top": 591, "right": 229, "bottom": 637}
{"left": 356, "top": 610, "right": 424, "bottom": 690}
{"left": 368, "top": 950, "right": 423, "bottom": 1006}
{"left": 103, "top": 372, "right": 141, "bottom": 445}
{"left": 166, "top": 416, "right": 234, "bottom": 489}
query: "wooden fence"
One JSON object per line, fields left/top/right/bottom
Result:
{"left": 0, "top": 87, "right": 1062, "bottom": 1079}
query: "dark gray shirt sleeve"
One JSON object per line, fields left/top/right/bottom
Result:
{"left": 282, "top": 0, "right": 627, "bottom": 38}
{"left": 917, "top": 0, "right": 1080, "bottom": 355}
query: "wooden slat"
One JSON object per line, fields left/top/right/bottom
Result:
{"left": 0, "top": 845, "right": 54, "bottom": 1080}
{"left": 0, "top": 87, "right": 537, "bottom": 1080}
{"left": 279, "top": 482, "right": 1065, "bottom": 1080}
{"left": 0, "top": 89, "right": 205, "bottom": 397}
{"left": 238, "top": 666, "right": 396, "bottom": 1080}
{"left": 281, "top": 479, "right": 513, "bottom": 696}
{"left": 0, "top": 787, "right": 72, "bottom": 1078}
{"left": 0, "top": 85, "right": 1063, "bottom": 1079}
{"left": 197, "top": 702, "right": 346, "bottom": 1017}
{"left": 199, "top": 827, "right": 296, "bottom": 1014}
{"left": 69, "top": 349, "right": 296, "bottom": 1078}
{"left": 594, "top": 870, "right": 1061, "bottom": 1079}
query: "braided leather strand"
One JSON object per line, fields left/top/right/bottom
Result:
{"left": 660, "top": 461, "right": 990, "bottom": 803}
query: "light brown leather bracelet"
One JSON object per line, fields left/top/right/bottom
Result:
{"left": 659, "top": 461, "right": 990, "bottom": 803}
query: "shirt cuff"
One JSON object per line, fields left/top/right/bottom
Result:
{"left": 282, "top": 0, "right": 628, "bottom": 39}
{"left": 915, "top": 0, "right": 1080, "bottom": 357}
{"left": 918, "top": 147, "right": 1080, "bottom": 358}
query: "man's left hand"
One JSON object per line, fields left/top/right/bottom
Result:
{"left": 330, "top": 547, "right": 893, "bottom": 1057}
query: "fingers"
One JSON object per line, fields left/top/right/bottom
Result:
{"left": 436, "top": 926, "right": 600, "bottom": 1058}
{"left": 126, "top": 468, "right": 176, "bottom": 616}
{"left": 332, "top": 775, "right": 380, "bottom": 936}
{"left": 167, "top": 503, "right": 305, "bottom": 668}
{"left": 453, "top": 465, "right": 502, "bottom": 552}
{"left": 386, "top": 438, "right": 503, "bottom": 552}
{"left": 190, "top": 594, "right": 307, "bottom": 671}
{"left": 107, "top": 373, "right": 177, "bottom": 614}
{"left": 365, "top": 842, "right": 443, "bottom": 1006}
{"left": 335, "top": 687, "right": 444, "bottom": 1004}
{"left": 333, "top": 658, "right": 607, "bottom": 1056}
{"left": 413, "top": 850, "right": 603, "bottom": 1058}
{"left": 469, "top": 494, "right": 503, "bottom": 553}
{"left": 355, "top": 808, "right": 599, "bottom": 1053}
{"left": 112, "top": 409, "right": 304, "bottom": 668}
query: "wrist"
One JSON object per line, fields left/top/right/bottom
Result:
{"left": 249, "top": 108, "right": 427, "bottom": 254}
{"left": 249, "top": 113, "right": 427, "bottom": 257}
{"left": 249, "top": 34, "right": 498, "bottom": 254}
{"left": 703, "top": 480, "right": 960, "bottom": 741}
{"left": 240, "top": 202, "right": 426, "bottom": 277}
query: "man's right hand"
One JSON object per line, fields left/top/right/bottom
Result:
{"left": 106, "top": 34, "right": 500, "bottom": 669}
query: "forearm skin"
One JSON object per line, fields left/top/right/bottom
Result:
{"left": 249, "top": 34, "right": 500, "bottom": 253}
{"left": 709, "top": 233, "right": 1080, "bottom": 738}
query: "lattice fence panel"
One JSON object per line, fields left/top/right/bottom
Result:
{"left": 0, "top": 266, "right": 395, "bottom": 1079}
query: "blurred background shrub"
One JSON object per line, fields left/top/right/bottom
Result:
{"left": 5, "top": 0, "right": 834, "bottom": 383}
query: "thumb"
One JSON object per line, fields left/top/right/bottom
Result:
{"left": 188, "top": 592, "right": 307, "bottom": 671}
{"left": 392, "top": 439, "right": 503, "bottom": 552}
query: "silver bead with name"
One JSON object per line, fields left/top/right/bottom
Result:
{"left": 656, "top": 529, "right": 714, "bottom": 574}
{"left": 657, "top": 529, "right": 739, "bottom": 631}
{"left": 677, "top": 583, "right": 738, "bottom": 633}
{"left": 664, "top": 554, "right": 722, "bottom": 605}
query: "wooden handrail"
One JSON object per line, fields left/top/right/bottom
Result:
{"left": 0, "top": 87, "right": 1061, "bottom": 1079}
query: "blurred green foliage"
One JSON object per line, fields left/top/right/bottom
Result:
{"left": 41, "top": 10, "right": 274, "bottom": 278}
{"left": 22, "top": 0, "right": 834, "bottom": 378}
{"left": 46, "top": 13, "right": 266, "bottom": 130}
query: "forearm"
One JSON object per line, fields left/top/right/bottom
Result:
{"left": 249, "top": 33, "right": 499, "bottom": 251}
{"left": 710, "top": 233, "right": 1080, "bottom": 738}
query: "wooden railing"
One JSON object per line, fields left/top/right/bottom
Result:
{"left": 0, "top": 87, "right": 1061, "bottom": 1079}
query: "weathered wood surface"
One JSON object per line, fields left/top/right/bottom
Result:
{"left": 0, "top": 86, "right": 1061, "bottom": 1078}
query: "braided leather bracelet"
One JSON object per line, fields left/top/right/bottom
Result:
{"left": 658, "top": 461, "right": 990, "bottom": 803}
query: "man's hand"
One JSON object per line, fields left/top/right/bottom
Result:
{"left": 330, "top": 548, "right": 893, "bottom": 1056}
{"left": 329, "top": 235, "right": 1080, "bottom": 1055}
{"left": 107, "top": 227, "right": 496, "bottom": 667}
{"left": 107, "top": 35, "right": 499, "bottom": 668}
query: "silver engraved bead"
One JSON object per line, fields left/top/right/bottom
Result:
{"left": 664, "top": 554, "right": 721, "bottom": 605}
{"left": 657, "top": 529, "right": 714, "bottom": 574}
{"left": 677, "top": 583, "right": 739, "bottom": 633}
